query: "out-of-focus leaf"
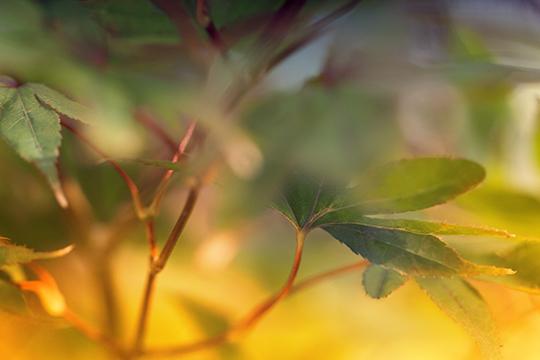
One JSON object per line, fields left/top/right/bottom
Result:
{"left": 0, "top": 237, "right": 73, "bottom": 268}
{"left": 353, "top": 158, "right": 485, "bottom": 214}
{"left": 483, "top": 241, "right": 540, "bottom": 292}
{"left": 416, "top": 277, "right": 501, "bottom": 360}
{"left": 179, "top": 296, "right": 231, "bottom": 335}
{"left": 362, "top": 264, "right": 407, "bottom": 299}
{"left": 0, "top": 278, "right": 27, "bottom": 314}
{"left": 322, "top": 224, "right": 512, "bottom": 276}
{"left": 244, "top": 87, "right": 398, "bottom": 180}
{"left": 125, "top": 158, "right": 184, "bottom": 172}
{"left": 86, "top": 0, "right": 178, "bottom": 43}
{"left": 207, "top": 0, "right": 283, "bottom": 29}
{"left": 457, "top": 186, "right": 540, "bottom": 236}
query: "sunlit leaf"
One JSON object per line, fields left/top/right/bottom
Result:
{"left": 362, "top": 264, "right": 407, "bottom": 299}
{"left": 0, "top": 237, "right": 73, "bottom": 268}
{"left": 322, "top": 224, "right": 512, "bottom": 276}
{"left": 353, "top": 158, "right": 485, "bottom": 214}
{"left": 416, "top": 277, "right": 501, "bottom": 360}
{"left": 484, "top": 241, "right": 540, "bottom": 292}
{"left": 315, "top": 211, "right": 513, "bottom": 238}
{"left": 276, "top": 157, "right": 486, "bottom": 230}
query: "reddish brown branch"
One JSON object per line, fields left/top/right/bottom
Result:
{"left": 134, "top": 109, "right": 177, "bottom": 153}
{"left": 141, "top": 260, "right": 368, "bottom": 357}
{"left": 132, "top": 184, "right": 201, "bottom": 353}
{"left": 150, "top": 121, "right": 197, "bottom": 212}
{"left": 61, "top": 120, "right": 144, "bottom": 217}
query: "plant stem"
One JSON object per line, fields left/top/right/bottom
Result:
{"left": 132, "top": 271, "right": 157, "bottom": 353}
{"left": 134, "top": 109, "right": 178, "bottom": 153}
{"left": 140, "top": 260, "right": 368, "bottom": 357}
{"left": 150, "top": 121, "right": 197, "bottom": 213}
{"left": 153, "top": 185, "right": 201, "bottom": 273}
{"left": 63, "top": 309, "right": 126, "bottom": 358}
{"left": 61, "top": 119, "right": 145, "bottom": 218}
{"left": 132, "top": 185, "right": 201, "bottom": 353}
{"left": 95, "top": 257, "right": 121, "bottom": 339}
{"left": 232, "top": 229, "right": 306, "bottom": 334}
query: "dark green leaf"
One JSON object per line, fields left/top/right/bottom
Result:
{"left": 322, "top": 224, "right": 511, "bottom": 276}
{"left": 207, "top": 0, "right": 284, "bottom": 29}
{"left": 416, "top": 277, "right": 501, "bottom": 360}
{"left": 86, "top": 0, "right": 178, "bottom": 43}
{"left": 315, "top": 211, "right": 513, "bottom": 237}
{"left": 362, "top": 264, "right": 407, "bottom": 299}
{"left": 274, "top": 174, "right": 340, "bottom": 229}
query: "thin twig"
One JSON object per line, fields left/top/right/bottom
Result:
{"left": 132, "top": 184, "right": 201, "bottom": 353}
{"left": 151, "top": 0, "right": 210, "bottom": 65}
{"left": 134, "top": 109, "right": 178, "bottom": 153}
{"left": 266, "top": 0, "right": 361, "bottom": 72}
{"left": 61, "top": 120, "right": 145, "bottom": 218}
{"left": 63, "top": 309, "right": 126, "bottom": 358}
{"left": 94, "top": 256, "right": 121, "bottom": 339}
{"left": 141, "top": 260, "right": 368, "bottom": 357}
{"left": 153, "top": 185, "right": 201, "bottom": 273}
{"left": 150, "top": 121, "right": 197, "bottom": 213}
{"left": 223, "top": 0, "right": 361, "bottom": 111}
{"left": 145, "top": 220, "right": 158, "bottom": 261}
{"left": 232, "top": 229, "right": 306, "bottom": 334}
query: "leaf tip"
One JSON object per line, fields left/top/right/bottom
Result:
{"left": 52, "top": 183, "right": 69, "bottom": 209}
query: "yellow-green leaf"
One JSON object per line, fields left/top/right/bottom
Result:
{"left": 0, "top": 237, "right": 73, "bottom": 267}
{"left": 416, "top": 277, "right": 501, "bottom": 360}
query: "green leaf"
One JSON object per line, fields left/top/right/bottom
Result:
{"left": 0, "top": 84, "right": 65, "bottom": 206}
{"left": 0, "top": 237, "right": 73, "bottom": 267}
{"left": 274, "top": 174, "right": 341, "bottom": 229}
{"left": 353, "top": 158, "right": 485, "bottom": 214}
{"left": 315, "top": 211, "right": 513, "bottom": 238}
{"left": 275, "top": 157, "right": 486, "bottom": 230}
{"left": 416, "top": 277, "right": 501, "bottom": 360}
{"left": 0, "top": 81, "right": 89, "bottom": 207}
{"left": 86, "top": 0, "right": 178, "bottom": 43}
{"left": 28, "top": 84, "right": 91, "bottom": 124}
{"left": 125, "top": 158, "right": 184, "bottom": 172}
{"left": 207, "top": 0, "right": 284, "bottom": 29}
{"left": 322, "top": 224, "right": 512, "bottom": 276}
{"left": 486, "top": 241, "right": 540, "bottom": 292}
{"left": 362, "top": 264, "right": 407, "bottom": 299}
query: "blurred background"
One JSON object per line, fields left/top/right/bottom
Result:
{"left": 2, "top": 0, "right": 540, "bottom": 359}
